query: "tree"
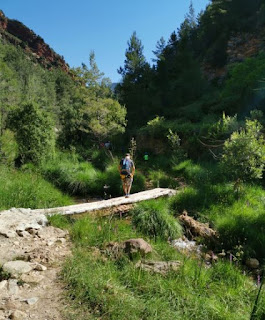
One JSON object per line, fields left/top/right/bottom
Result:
{"left": 118, "top": 31, "right": 147, "bottom": 83}
{"left": 152, "top": 37, "right": 166, "bottom": 63}
{"left": 116, "top": 32, "right": 153, "bottom": 128}
{"left": 72, "top": 51, "right": 112, "bottom": 98}
{"left": 221, "top": 120, "right": 265, "bottom": 181}
{"left": 0, "top": 62, "right": 19, "bottom": 137}
{"left": 8, "top": 103, "right": 55, "bottom": 165}
{"left": 79, "top": 97, "right": 127, "bottom": 143}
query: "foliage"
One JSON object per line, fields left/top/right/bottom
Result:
{"left": 0, "top": 165, "right": 72, "bottom": 210}
{"left": 0, "top": 129, "right": 18, "bottom": 166}
{"left": 132, "top": 199, "right": 182, "bottom": 240}
{"left": 221, "top": 120, "right": 265, "bottom": 181}
{"left": 8, "top": 102, "right": 55, "bottom": 165}
{"left": 49, "top": 216, "right": 265, "bottom": 320}
{"left": 41, "top": 152, "right": 145, "bottom": 197}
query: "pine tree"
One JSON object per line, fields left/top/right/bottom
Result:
{"left": 118, "top": 31, "right": 147, "bottom": 83}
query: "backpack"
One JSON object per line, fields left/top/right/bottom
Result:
{"left": 120, "top": 159, "right": 132, "bottom": 175}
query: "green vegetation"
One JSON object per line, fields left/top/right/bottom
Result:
{"left": 49, "top": 215, "right": 265, "bottom": 320}
{"left": 132, "top": 199, "right": 182, "bottom": 240}
{"left": 0, "top": 165, "right": 72, "bottom": 210}
{"left": 2, "top": 1, "right": 265, "bottom": 319}
{"left": 41, "top": 152, "right": 146, "bottom": 197}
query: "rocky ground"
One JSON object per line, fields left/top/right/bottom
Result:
{"left": 0, "top": 209, "right": 71, "bottom": 320}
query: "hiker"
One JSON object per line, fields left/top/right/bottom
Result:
{"left": 119, "top": 153, "right": 135, "bottom": 198}
{"left": 144, "top": 152, "right": 149, "bottom": 161}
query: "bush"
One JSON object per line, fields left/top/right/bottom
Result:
{"left": 221, "top": 120, "right": 265, "bottom": 181}
{"left": 132, "top": 199, "right": 182, "bottom": 240}
{"left": 8, "top": 102, "right": 55, "bottom": 165}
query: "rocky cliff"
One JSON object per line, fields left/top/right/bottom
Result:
{"left": 203, "top": 31, "right": 265, "bottom": 82}
{"left": 0, "top": 10, "right": 69, "bottom": 72}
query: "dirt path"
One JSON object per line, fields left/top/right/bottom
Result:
{"left": 0, "top": 209, "right": 71, "bottom": 320}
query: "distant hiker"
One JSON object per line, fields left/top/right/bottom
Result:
{"left": 105, "top": 141, "right": 111, "bottom": 150}
{"left": 144, "top": 152, "right": 149, "bottom": 161}
{"left": 119, "top": 153, "right": 135, "bottom": 198}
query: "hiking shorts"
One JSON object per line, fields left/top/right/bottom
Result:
{"left": 120, "top": 174, "right": 133, "bottom": 187}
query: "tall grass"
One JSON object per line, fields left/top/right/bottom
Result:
{"left": 50, "top": 215, "right": 265, "bottom": 320}
{"left": 132, "top": 199, "right": 182, "bottom": 240}
{"left": 0, "top": 165, "right": 72, "bottom": 210}
{"left": 41, "top": 153, "right": 146, "bottom": 197}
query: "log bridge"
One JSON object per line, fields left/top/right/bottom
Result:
{"left": 32, "top": 188, "right": 176, "bottom": 216}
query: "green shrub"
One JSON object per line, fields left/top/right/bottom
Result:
{"left": 8, "top": 102, "right": 55, "bottom": 165}
{"left": 0, "top": 129, "right": 18, "bottom": 166}
{"left": 132, "top": 199, "right": 182, "bottom": 240}
{"left": 221, "top": 120, "right": 265, "bottom": 181}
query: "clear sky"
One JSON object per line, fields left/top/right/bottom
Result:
{"left": 1, "top": 0, "right": 209, "bottom": 82}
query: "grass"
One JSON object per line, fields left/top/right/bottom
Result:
{"left": 41, "top": 152, "right": 146, "bottom": 198}
{"left": 170, "top": 160, "right": 265, "bottom": 261}
{"left": 0, "top": 165, "right": 72, "bottom": 210}
{"left": 132, "top": 199, "right": 182, "bottom": 240}
{"left": 50, "top": 215, "right": 265, "bottom": 320}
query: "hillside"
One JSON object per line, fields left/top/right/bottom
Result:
{"left": 0, "top": 10, "right": 68, "bottom": 72}
{"left": 1, "top": 2, "right": 265, "bottom": 320}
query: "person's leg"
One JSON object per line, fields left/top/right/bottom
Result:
{"left": 127, "top": 177, "right": 133, "bottom": 195}
{"left": 121, "top": 178, "right": 127, "bottom": 195}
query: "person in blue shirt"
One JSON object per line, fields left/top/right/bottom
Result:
{"left": 118, "top": 153, "right": 135, "bottom": 198}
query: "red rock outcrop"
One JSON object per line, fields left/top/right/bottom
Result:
{"left": 0, "top": 10, "right": 69, "bottom": 72}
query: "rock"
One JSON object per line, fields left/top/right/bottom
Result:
{"left": 0, "top": 230, "right": 17, "bottom": 238}
{"left": 32, "top": 263, "right": 47, "bottom": 271}
{"left": 3, "top": 261, "right": 33, "bottom": 276}
{"left": 172, "top": 237, "right": 203, "bottom": 256}
{"left": 24, "top": 297, "right": 38, "bottom": 305}
{"left": 136, "top": 260, "right": 181, "bottom": 275}
{"left": 9, "top": 310, "right": 27, "bottom": 320}
{"left": 0, "top": 310, "right": 5, "bottom": 320}
{"left": 123, "top": 239, "right": 152, "bottom": 256}
{"left": 21, "top": 272, "right": 44, "bottom": 284}
{"left": 7, "top": 279, "right": 19, "bottom": 295}
{"left": 0, "top": 280, "right": 8, "bottom": 291}
{"left": 0, "top": 209, "right": 48, "bottom": 239}
{"left": 246, "top": 258, "right": 259, "bottom": 269}
{"left": 37, "top": 227, "right": 68, "bottom": 240}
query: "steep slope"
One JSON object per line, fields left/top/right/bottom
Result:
{"left": 0, "top": 10, "right": 69, "bottom": 72}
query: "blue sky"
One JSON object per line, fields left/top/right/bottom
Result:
{"left": 1, "top": 0, "right": 209, "bottom": 82}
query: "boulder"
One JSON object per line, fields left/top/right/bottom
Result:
{"left": 136, "top": 260, "right": 181, "bottom": 275}
{"left": 123, "top": 238, "right": 152, "bottom": 256}
{"left": 246, "top": 258, "right": 259, "bottom": 269}
{"left": 3, "top": 261, "right": 33, "bottom": 276}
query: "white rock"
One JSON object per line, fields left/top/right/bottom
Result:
{"left": 0, "top": 280, "right": 7, "bottom": 291}
{"left": 24, "top": 297, "right": 38, "bottom": 305}
{"left": 21, "top": 273, "right": 44, "bottom": 284}
{"left": 3, "top": 261, "right": 33, "bottom": 276}
{"left": 7, "top": 279, "right": 19, "bottom": 295}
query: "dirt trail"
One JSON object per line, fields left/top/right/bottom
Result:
{"left": 0, "top": 209, "right": 71, "bottom": 320}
